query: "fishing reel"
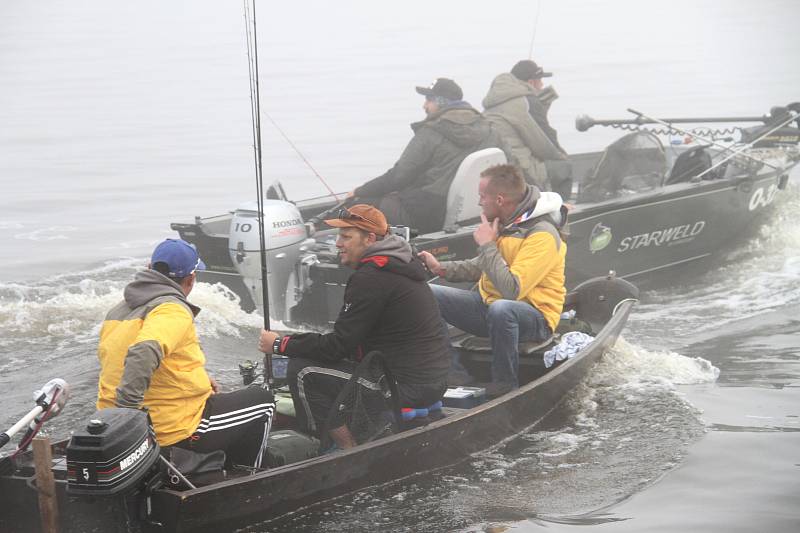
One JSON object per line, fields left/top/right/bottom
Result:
{"left": 33, "top": 378, "right": 70, "bottom": 419}
{"left": 239, "top": 356, "right": 289, "bottom": 389}
{"left": 239, "top": 360, "right": 260, "bottom": 386}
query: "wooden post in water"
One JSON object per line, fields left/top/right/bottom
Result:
{"left": 32, "top": 437, "right": 59, "bottom": 533}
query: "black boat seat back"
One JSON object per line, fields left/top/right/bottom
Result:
{"left": 162, "top": 446, "right": 226, "bottom": 487}
{"left": 443, "top": 148, "right": 507, "bottom": 228}
{"left": 665, "top": 145, "right": 712, "bottom": 185}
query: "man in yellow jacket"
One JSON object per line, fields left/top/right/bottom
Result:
{"left": 419, "top": 164, "right": 567, "bottom": 396}
{"left": 97, "top": 239, "right": 275, "bottom": 467}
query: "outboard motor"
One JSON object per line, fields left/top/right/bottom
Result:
{"left": 66, "top": 408, "right": 160, "bottom": 497}
{"left": 229, "top": 200, "right": 315, "bottom": 322}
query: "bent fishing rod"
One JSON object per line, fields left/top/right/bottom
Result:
{"left": 244, "top": 0, "right": 273, "bottom": 389}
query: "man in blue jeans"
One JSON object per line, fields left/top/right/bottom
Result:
{"left": 418, "top": 164, "right": 567, "bottom": 396}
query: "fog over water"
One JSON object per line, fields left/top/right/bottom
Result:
{"left": 1, "top": 0, "right": 799, "bottom": 531}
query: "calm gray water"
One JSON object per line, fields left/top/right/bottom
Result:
{"left": 1, "top": 0, "right": 799, "bottom": 531}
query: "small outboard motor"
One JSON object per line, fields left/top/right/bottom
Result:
{"left": 66, "top": 408, "right": 160, "bottom": 497}
{"left": 229, "top": 199, "right": 316, "bottom": 321}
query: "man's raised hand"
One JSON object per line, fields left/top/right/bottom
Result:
{"left": 473, "top": 214, "right": 500, "bottom": 246}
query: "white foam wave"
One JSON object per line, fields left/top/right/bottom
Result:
{"left": 0, "top": 263, "right": 266, "bottom": 345}
{"left": 594, "top": 337, "right": 720, "bottom": 387}
{"left": 190, "top": 282, "right": 265, "bottom": 337}
{"left": 535, "top": 432, "right": 587, "bottom": 458}
{"left": 14, "top": 225, "right": 78, "bottom": 241}
{"left": 0, "top": 220, "right": 24, "bottom": 230}
{"left": 0, "top": 278, "right": 125, "bottom": 343}
{"left": 632, "top": 183, "right": 800, "bottom": 335}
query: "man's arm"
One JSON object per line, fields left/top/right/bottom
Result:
{"left": 354, "top": 128, "right": 438, "bottom": 198}
{"left": 439, "top": 258, "right": 482, "bottom": 282}
{"left": 274, "top": 270, "right": 387, "bottom": 363}
{"left": 418, "top": 249, "right": 482, "bottom": 283}
{"left": 115, "top": 303, "right": 194, "bottom": 408}
{"left": 526, "top": 93, "right": 566, "bottom": 156}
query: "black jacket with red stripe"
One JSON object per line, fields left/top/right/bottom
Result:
{"left": 277, "top": 235, "right": 450, "bottom": 385}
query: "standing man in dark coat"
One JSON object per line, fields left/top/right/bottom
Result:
{"left": 258, "top": 205, "right": 450, "bottom": 449}
{"left": 352, "top": 78, "right": 506, "bottom": 233}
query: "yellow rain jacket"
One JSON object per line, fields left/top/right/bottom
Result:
{"left": 441, "top": 187, "right": 567, "bottom": 332}
{"left": 97, "top": 269, "right": 212, "bottom": 446}
{"left": 477, "top": 230, "right": 566, "bottom": 332}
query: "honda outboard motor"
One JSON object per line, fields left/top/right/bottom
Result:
{"left": 66, "top": 408, "right": 160, "bottom": 497}
{"left": 229, "top": 200, "right": 314, "bottom": 322}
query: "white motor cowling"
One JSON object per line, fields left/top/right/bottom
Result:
{"left": 229, "top": 200, "right": 312, "bottom": 322}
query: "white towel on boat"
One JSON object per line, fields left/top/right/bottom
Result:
{"left": 543, "top": 331, "right": 595, "bottom": 368}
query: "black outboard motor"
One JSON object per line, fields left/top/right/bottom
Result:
{"left": 66, "top": 408, "right": 160, "bottom": 497}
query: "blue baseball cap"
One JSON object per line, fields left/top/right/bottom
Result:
{"left": 151, "top": 239, "right": 206, "bottom": 278}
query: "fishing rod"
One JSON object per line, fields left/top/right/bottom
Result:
{"left": 627, "top": 108, "right": 780, "bottom": 171}
{"left": 527, "top": 0, "right": 542, "bottom": 59}
{"left": 0, "top": 379, "right": 69, "bottom": 454}
{"left": 263, "top": 113, "right": 340, "bottom": 202}
{"left": 244, "top": 0, "right": 273, "bottom": 389}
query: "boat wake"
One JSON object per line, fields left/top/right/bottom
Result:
{"left": 242, "top": 337, "right": 715, "bottom": 533}
{"left": 628, "top": 181, "right": 800, "bottom": 346}
{"left": 0, "top": 259, "right": 264, "bottom": 352}
{"left": 0, "top": 259, "right": 266, "bottom": 436}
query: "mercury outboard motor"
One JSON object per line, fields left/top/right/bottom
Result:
{"left": 66, "top": 408, "right": 160, "bottom": 497}
{"left": 229, "top": 199, "right": 316, "bottom": 322}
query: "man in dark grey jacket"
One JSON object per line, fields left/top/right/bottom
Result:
{"left": 353, "top": 78, "right": 506, "bottom": 233}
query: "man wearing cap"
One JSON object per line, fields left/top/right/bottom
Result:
{"left": 258, "top": 205, "right": 450, "bottom": 449}
{"left": 352, "top": 77, "right": 506, "bottom": 233}
{"left": 482, "top": 60, "right": 567, "bottom": 192}
{"left": 97, "top": 238, "right": 275, "bottom": 467}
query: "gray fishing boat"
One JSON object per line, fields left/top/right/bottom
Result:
{"left": 172, "top": 104, "right": 800, "bottom": 327}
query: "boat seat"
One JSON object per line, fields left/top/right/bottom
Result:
{"left": 443, "top": 148, "right": 507, "bottom": 228}
{"left": 457, "top": 335, "right": 556, "bottom": 357}
{"left": 665, "top": 145, "right": 712, "bottom": 185}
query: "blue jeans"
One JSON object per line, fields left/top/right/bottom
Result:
{"left": 431, "top": 284, "right": 551, "bottom": 387}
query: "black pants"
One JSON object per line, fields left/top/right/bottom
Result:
{"left": 287, "top": 357, "right": 446, "bottom": 436}
{"left": 174, "top": 386, "right": 275, "bottom": 468}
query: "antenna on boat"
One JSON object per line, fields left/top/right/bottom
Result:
{"left": 527, "top": 0, "right": 542, "bottom": 59}
{"left": 244, "top": 0, "right": 273, "bottom": 389}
